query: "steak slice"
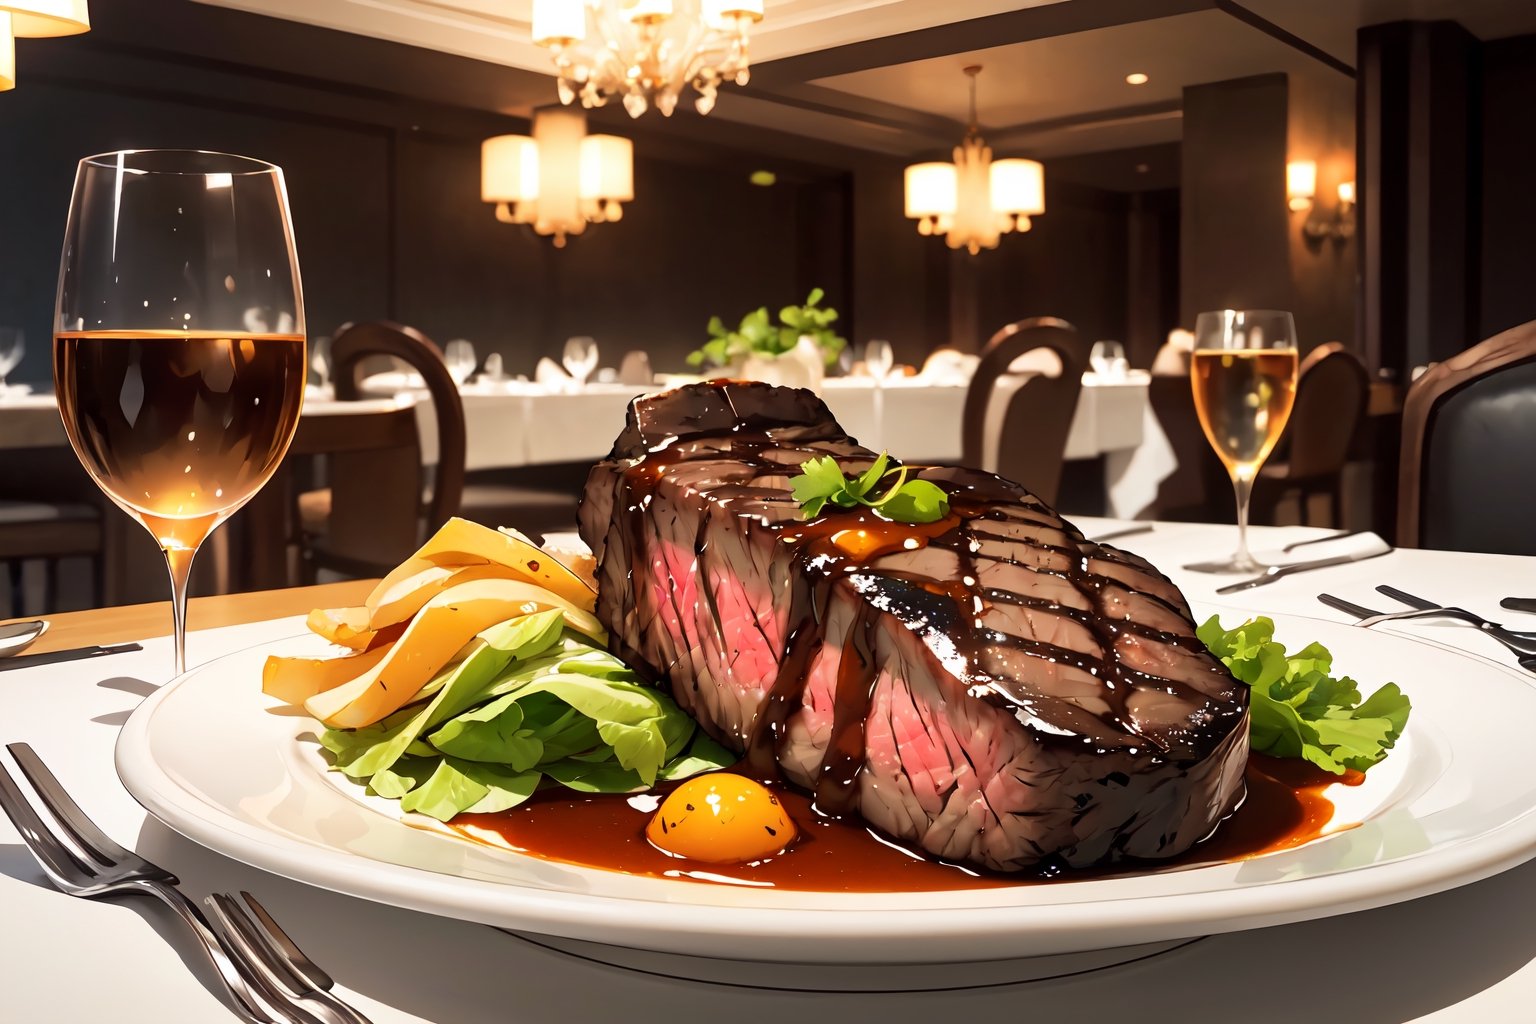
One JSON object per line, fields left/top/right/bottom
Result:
{"left": 578, "top": 381, "right": 1248, "bottom": 873}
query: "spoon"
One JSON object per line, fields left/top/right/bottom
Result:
{"left": 0, "top": 620, "right": 48, "bottom": 658}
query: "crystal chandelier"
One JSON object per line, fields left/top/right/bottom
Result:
{"left": 531, "top": 0, "right": 765, "bottom": 118}
{"left": 903, "top": 66, "right": 1045, "bottom": 256}
{"left": 482, "top": 108, "right": 634, "bottom": 248}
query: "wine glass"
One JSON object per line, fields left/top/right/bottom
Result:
{"left": 0, "top": 328, "right": 23, "bottom": 394}
{"left": 864, "top": 339, "right": 893, "bottom": 382}
{"left": 562, "top": 335, "right": 598, "bottom": 389}
{"left": 54, "top": 150, "right": 306, "bottom": 675}
{"left": 309, "top": 334, "right": 332, "bottom": 393}
{"left": 1187, "top": 310, "right": 1299, "bottom": 573}
{"left": 1089, "top": 339, "right": 1126, "bottom": 379}
{"left": 445, "top": 338, "right": 477, "bottom": 385}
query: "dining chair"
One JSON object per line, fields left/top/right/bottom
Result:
{"left": 293, "top": 321, "right": 467, "bottom": 581}
{"left": 1398, "top": 318, "right": 1536, "bottom": 555}
{"left": 1142, "top": 376, "right": 1231, "bottom": 522}
{"left": 0, "top": 445, "right": 107, "bottom": 614}
{"left": 961, "top": 317, "right": 1087, "bottom": 506}
{"left": 1251, "top": 342, "right": 1369, "bottom": 528}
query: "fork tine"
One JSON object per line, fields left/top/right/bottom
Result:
{"left": 241, "top": 892, "right": 334, "bottom": 991}
{"left": 0, "top": 760, "right": 97, "bottom": 887}
{"left": 6, "top": 741, "right": 167, "bottom": 879}
{"left": 206, "top": 895, "right": 328, "bottom": 1024}
{"left": 1375, "top": 585, "right": 1436, "bottom": 610}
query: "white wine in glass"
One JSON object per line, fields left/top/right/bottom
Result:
{"left": 54, "top": 150, "right": 306, "bottom": 675}
{"left": 1188, "top": 310, "right": 1299, "bottom": 573}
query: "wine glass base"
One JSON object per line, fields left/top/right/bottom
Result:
{"left": 1181, "top": 556, "right": 1271, "bottom": 575}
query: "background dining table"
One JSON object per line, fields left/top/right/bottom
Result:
{"left": 3, "top": 519, "right": 1533, "bottom": 1023}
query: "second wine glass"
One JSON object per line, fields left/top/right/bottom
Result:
{"left": 1187, "top": 309, "right": 1299, "bottom": 573}
{"left": 562, "top": 336, "right": 598, "bottom": 388}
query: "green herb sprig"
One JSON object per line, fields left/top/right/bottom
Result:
{"left": 789, "top": 452, "right": 950, "bottom": 524}
{"left": 686, "top": 287, "right": 847, "bottom": 369}
{"left": 1197, "top": 615, "right": 1411, "bottom": 775}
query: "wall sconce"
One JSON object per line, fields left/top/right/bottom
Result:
{"left": 1286, "top": 160, "right": 1316, "bottom": 212}
{"left": 1303, "top": 180, "right": 1356, "bottom": 242}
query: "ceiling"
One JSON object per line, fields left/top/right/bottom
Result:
{"left": 191, "top": 0, "right": 1536, "bottom": 161}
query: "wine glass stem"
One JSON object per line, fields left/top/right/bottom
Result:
{"left": 1231, "top": 472, "right": 1255, "bottom": 569}
{"left": 163, "top": 545, "right": 198, "bottom": 677}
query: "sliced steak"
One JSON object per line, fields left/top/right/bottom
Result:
{"left": 578, "top": 381, "right": 1248, "bottom": 873}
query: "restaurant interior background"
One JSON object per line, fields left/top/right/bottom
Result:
{"left": 2, "top": 0, "right": 1534, "bottom": 614}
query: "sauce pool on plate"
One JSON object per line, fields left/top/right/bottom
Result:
{"left": 443, "top": 754, "right": 1362, "bottom": 892}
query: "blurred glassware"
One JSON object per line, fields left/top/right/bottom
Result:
{"left": 0, "top": 327, "right": 23, "bottom": 394}
{"left": 445, "top": 338, "right": 477, "bottom": 386}
{"left": 309, "top": 334, "right": 331, "bottom": 390}
{"left": 562, "top": 335, "right": 598, "bottom": 387}
{"left": 54, "top": 149, "right": 305, "bottom": 676}
{"left": 1090, "top": 340, "right": 1128, "bottom": 379}
{"left": 481, "top": 352, "right": 506, "bottom": 381}
{"left": 864, "top": 339, "right": 894, "bottom": 382}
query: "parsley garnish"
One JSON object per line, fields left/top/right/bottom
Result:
{"left": 789, "top": 452, "right": 950, "bottom": 524}
{"left": 1197, "top": 615, "right": 1411, "bottom": 774}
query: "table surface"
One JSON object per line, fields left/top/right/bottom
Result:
{"left": 3, "top": 520, "right": 1535, "bottom": 1023}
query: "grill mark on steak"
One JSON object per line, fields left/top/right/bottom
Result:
{"left": 581, "top": 381, "right": 1248, "bottom": 871}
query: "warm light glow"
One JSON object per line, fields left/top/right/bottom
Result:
{"left": 0, "top": 14, "right": 14, "bottom": 92}
{"left": 531, "top": 0, "right": 584, "bottom": 43}
{"left": 1287, "top": 160, "right": 1317, "bottom": 211}
{"left": 1125, "top": 72, "right": 1149, "bottom": 85}
{"left": 481, "top": 135, "right": 539, "bottom": 203}
{"left": 904, "top": 162, "right": 957, "bottom": 218}
{"left": 990, "top": 158, "right": 1044, "bottom": 215}
{"left": 2, "top": 0, "right": 90, "bottom": 37}
{"left": 904, "top": 67, "right": 1046, "bottom": 254}
{"left": 1338, "top": 180, "right": 1356, "bottom": 205}
{"left": 483, "top": 109, "right": 633, "bottom": 247}
{"left": 579, "top": 134, "right": 634, "bottom": 201}
{"left": 535, "top": 0, "right": 760, "bottom": 117}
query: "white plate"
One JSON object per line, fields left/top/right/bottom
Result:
{"left": 115, "top": 607, "right": 1536, "bottom": 964}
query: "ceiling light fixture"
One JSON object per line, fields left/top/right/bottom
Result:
{"left": 903, "top": 65, "right": 1044, "bottom": 256}
{"left": 482, "top": 108, "right": 634, "bottom": 248}
{"left": 0, "top": 1, "right": 90, "bottom": 92}
{"left": 531, "top": 0, "right": 764, "bottom": 118}
{"left": 1125, "top": 72, "right": 1149, "bottom": 85}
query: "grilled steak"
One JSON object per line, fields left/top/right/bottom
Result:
{"left": 578, "top": 381, "right": 1248, "bottom": 873}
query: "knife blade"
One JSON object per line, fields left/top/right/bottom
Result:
{"left": 1214, "top": 546, "right": 1392, "bottom": 595}
{"left": 0, "top": 643, "right": 143, "bottom": 673}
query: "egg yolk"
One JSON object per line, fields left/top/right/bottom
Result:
{"left": 645, "top": 774, "right": 798, "bottom": 864}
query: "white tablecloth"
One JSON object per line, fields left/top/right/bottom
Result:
{"left": 2, "top": 522, "right": 1535, "bottom": 1022}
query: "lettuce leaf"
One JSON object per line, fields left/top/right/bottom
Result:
{"left": 1197, "top": 615, "right": 1411, "bottom": 774}
{"left": 321, "top": 611, "right": 735, "bottom": 821}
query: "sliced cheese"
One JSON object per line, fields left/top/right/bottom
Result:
{"left": 303, "top": 577, "right": 602, "bottom": 729}
{"left": 262, "top": 644, "right": 392, "bottom": 705}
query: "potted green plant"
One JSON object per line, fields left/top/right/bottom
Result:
{"left": 686, "top": 288, "right": 847, "bottom": 390}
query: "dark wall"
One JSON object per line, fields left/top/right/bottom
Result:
{"left": 970, "top": 177, "right": 1132, "bottom": 351}
{"left": 1481, "top": 33, "right": 1536, "bottom": 341}
{"left": 0, "top": 5, "right": 851, "bottom": 385}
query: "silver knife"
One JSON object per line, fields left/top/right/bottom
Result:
{"left": 1214, "top": 547, "right": 1393, "bottom": 595}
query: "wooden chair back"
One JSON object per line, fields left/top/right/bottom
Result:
{"left": 1286, "top": 342, "right": 1369, "bottom": 479}
{"left": 304, "top": 321, "right": 467, "bottom": 576}
{"left": 961, "top": 317, "right": 1087, "bottom": 506}
{"left": 1398, "top": 319, "right": 1536, "bottom": 553}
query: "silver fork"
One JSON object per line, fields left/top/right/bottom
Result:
{"left": 1374, "top": 585, "right": 1536, "bottom": 651}
{"left": 205, "top": 892, "right": 374, "bottom": 1024}
{"left": 0, "top": 743, "right": 282, "bottom": 1023}
{"left": 1317, "top": 594, "right": 1536, "bottom": 673}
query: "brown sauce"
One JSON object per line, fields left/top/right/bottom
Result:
{"left": 446, "top": 754, "right": 1361, "bottom": 892}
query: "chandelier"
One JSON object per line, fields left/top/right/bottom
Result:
{"left": 1, "top": 2, "right": 92, "bottom": 92}
{"left": 903, "top": 66, "right": 1045, "bottom": 256}
{"left": 530, "top": 0, "right": 764, "bottom": 118}
{"left": 482, "top": 107, "right": 634, "bottom": 248}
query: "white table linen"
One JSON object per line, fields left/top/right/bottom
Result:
{"left": 2, "top": 523, "right": 1535, "bottom": 1021}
